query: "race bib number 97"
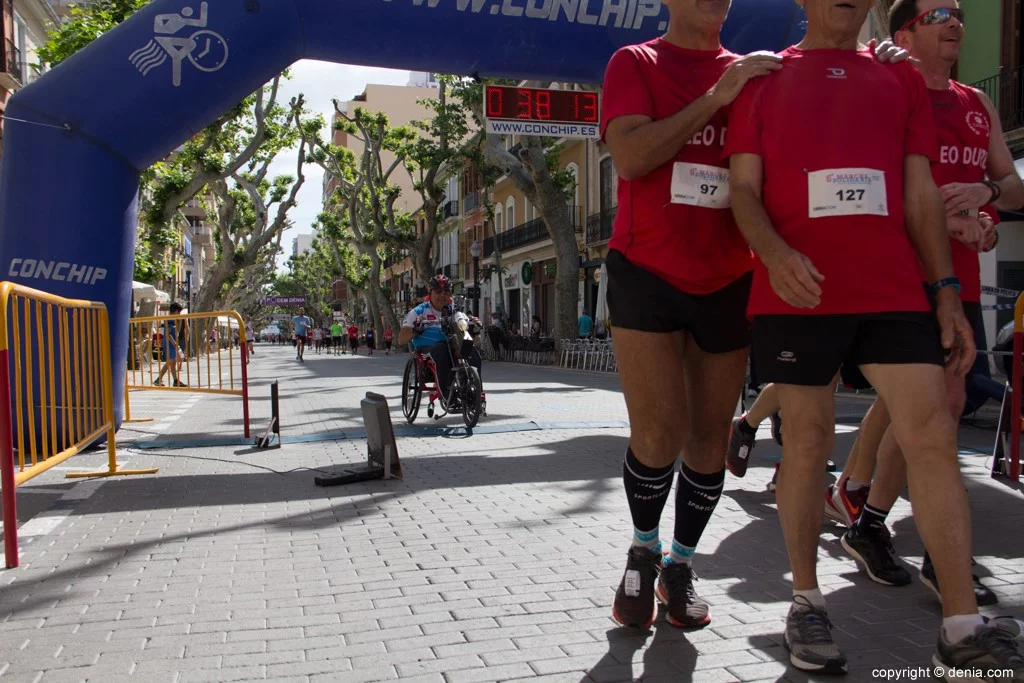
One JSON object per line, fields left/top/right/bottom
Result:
{"left": 671, "top": 163, "right": 730, "bottom": 209}
{"left": 808, "top": 168, "right": 888, "bottom": 218}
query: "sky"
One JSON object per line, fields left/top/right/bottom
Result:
{"left": 265, "top": 61, "right": 413, "bottom": 272}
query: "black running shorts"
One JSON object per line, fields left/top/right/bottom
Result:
{"left": 755, "top": 312, "right": 945, "bottom": 388}
{"left": 838, "top": 299, "right": 981, "bottom": 391}
{"left": 606, "top": 249, "right": 752, "bottom": 354}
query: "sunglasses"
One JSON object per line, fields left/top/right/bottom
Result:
{"left": 900, "top": 7, "right": 965, "bottom": 33}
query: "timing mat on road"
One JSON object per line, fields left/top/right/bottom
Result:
{"left": 128, "top": 420, "right": 632, "bottom": 450}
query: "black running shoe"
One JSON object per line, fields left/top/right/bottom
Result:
{"left": 612, "top": 546, "right": 661, "bottom": 629}
{"left": 655, "top": 562, "right": 711, "bottom": 628}
{"left": 921, "top": 555, "right": 999, "bottom": 607}
{"left": 841, "top": 523, "right": 912, "bottom": 586}
{"left": 934, "top": 622, "right": 1024, "bottom": 681}
{"left": 726, "top": 416, "right": 757, "bottom": 478}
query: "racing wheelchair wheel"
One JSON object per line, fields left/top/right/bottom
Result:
{"left": 461, "top": 366, "right": 483, "bottom": 429}
{"left": 402, "top": 356, "right": 422, "bottom": 423}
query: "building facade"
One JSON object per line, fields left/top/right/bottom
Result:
{"left": 1, "top": 0, "right": 59, "bottom": 157}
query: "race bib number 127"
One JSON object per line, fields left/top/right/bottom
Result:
{"left": 671, "top": 162, "right": 730, "bottom": 209}
{"left": 808, "top": 168, "right": 888, "bottom": 218}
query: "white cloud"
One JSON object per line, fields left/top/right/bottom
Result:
{"left": 265, "top": 61, "right": 412, "bottom": 271}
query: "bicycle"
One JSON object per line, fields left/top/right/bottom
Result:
{"left": 401, "top": 310, "right": 486, "bottom": 428}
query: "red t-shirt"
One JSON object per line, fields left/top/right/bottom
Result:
{"left": 925, "top": 81, "right": 992, "bottom": 303}
{"left": 724, "top": 47, "right": 938, "bottom": 316}
{"left": 384, "top": 329, "right": 393, "bottom": 341}
{"left": 347, "top": 326, "right": 359, "bottom": 340}
{"left": 601, "top": 39, "right": 752, "bottom": 295}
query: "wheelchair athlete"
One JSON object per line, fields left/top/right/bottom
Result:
{"left": 397, "top": 275, "right": 483, "bottom": 408}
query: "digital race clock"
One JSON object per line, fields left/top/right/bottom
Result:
{"left": 483, "top": 85, "right": 600, "bottom": 140}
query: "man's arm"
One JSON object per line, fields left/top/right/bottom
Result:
{"left": 941, "top": 90, "right": 1024, "bottom": 212}
{"left": 904, "top": 153, "right": 975, "bottom": 374}
{"left": 904, "top": 154, "right": 955, "bottom": 282}
{"left": 729, "top": 153, "right": 823, "bottom": 308}
{"left": 606, "top": 53, "right": 781, "bottom": 180}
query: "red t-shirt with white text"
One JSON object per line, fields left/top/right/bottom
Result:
{"left": 601, "top": 39, "right": 752, "bottom": 295}
{"left": 724, "top": 47, "right": 938, "bottom": 315}
{"left": 925, "top": 80, "right": 992, "bottom": 303}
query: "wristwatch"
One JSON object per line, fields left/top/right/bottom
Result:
{"left": 983, "top": 179, "right": 1001, "bottom": 204}
{"left": 929, "top": 276, "right": 961, "bottom": 295}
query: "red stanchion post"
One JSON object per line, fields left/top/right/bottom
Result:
{"left": 1, "top": 349, "right": 20, "bottom": 568}
{"left": 1012, "top": 292, "right": 1023, "bottom": 481}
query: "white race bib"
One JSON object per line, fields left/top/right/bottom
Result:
{"left": 671, "top": 162, "right": 730, "bottom": 209}
{"left": 808, "top": 168, "right": 888, "bottom": 218}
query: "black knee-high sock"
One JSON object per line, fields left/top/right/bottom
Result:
{"left": 672, "top": 461, "right": 726, "bottom": 562}
{"left": 623, "top": 447, "right": 674, "bottom": 546}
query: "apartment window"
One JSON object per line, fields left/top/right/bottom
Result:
{"left": 495, "top": 205, "right": 503, "bottom": 234}
{"left": 599, "top": 156, "right": 617, "bottom": 213}
{"left": 13, "top": 12, "right": 27, "bottom": 84}
{"left": 506, "top": 198, "right": 516, "bottom": 230}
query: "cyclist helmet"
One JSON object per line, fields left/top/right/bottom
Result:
{"left": 428, "top": 275, "right": 451, "bottom": 293}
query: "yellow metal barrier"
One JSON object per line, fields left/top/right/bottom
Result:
{"left": 0, "top": 282, "right": 157, "bottom": 568}
{"left": 126, "top": 311, "right": 250, "bottom": 437}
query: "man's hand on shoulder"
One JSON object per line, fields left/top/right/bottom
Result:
{"left": 867, "top": 38, "right": 911, "bottom": 65}
{"left": 709, "top": 52, "right": 782, "bottom": 108}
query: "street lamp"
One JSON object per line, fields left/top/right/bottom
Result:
{"left": 183, "top": 254, "right": 195, "bottom": 311}
{"left": 469, "top": 240, "right": 481, "bottom": 317}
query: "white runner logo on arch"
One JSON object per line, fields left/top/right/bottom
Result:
{"left": 130, "top": 2, "right": 229, "bottom": 87}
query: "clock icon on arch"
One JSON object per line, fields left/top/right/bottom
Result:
{"left": 188, "top": 30, "right": 229, "bottom": 72}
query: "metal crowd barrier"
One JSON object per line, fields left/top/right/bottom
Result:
{"left": 558, "top": 338, "right": 617, "bottom": 373}
{"left": 480, "top": 333, "right": 557, "bottom": 366}
{"left": 126, "top": 311, "right": 250, "bottom": 438}
{"left": 0, "top": 282, "right": 157, "bottom": 568}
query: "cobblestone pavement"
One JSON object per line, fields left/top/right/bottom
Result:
{"left": 1, "top": 343, "right": 1021, "bottom": 682}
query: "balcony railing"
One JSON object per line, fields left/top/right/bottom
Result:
{"left": 972, "top": 65, "right": 1024, "bottom": 134}
{"left": 482, "top": 206, "right": 583, "bottom": 258}
{"left": 442, "top": 199, "right": 459, "bottom": 219}
{"left": 463, "top": 191, "right": 479, "bottom": 213}
{"left": 441, "top": 263, "right": 458, "bottom": 279}
{"left": 586, "top": 206, "right": 617, "bottom": 245}
{"left": 2, "top": 38, "right": 23, "bottom": 88}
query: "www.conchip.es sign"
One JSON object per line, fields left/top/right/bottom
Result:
{"left": 262, "top": 296, "right": 306, "bottom": 306}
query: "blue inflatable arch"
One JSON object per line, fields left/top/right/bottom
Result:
{"left": 0, "top": 0, "right": 804, "bottom": 424}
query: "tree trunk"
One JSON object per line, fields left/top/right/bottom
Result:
{"left": 519, "top": 141, "right": 579, "bottom": 345}
{"left": 414, "top": 198, "right": 440, "bottom": 283}
{"left": 366, "top": 257, "right": 401, "bottom": 334}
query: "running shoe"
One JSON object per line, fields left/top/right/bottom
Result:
{"left": 825, "top": 478, "right": 870, "bottom": 527}
{"left": 655, "top": 562, "right": 711, "bottom": 629}
{"left": 933, "top": 622, "right": 1024, "bottom": 681}
{"left": 921, "top": 554, "right": 999, "bottom": 607}
{"left": 784, "top": 596, "right": 847, "bottom": 675}
{"left": 726, "top": 416, "right": 757, "bottom": 478}
{"left": 841, "top": 523, "right": 911, "bottom": 586}
{"left": 990, "top": 616, "right": 1024, "bottom": 647}
{"left": 612, "top": 546, "right": 662, "bottom": 629}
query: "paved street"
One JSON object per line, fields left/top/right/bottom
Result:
{"left": 1, "top": 342, "right": 1022, "bottom": 682}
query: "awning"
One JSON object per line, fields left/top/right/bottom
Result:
{"left": 132, "top": 281, "right": 156, "bottom": 300}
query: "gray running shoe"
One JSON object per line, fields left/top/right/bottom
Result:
{"left": 784, "top": 596, "right": 848, "bottom": 675}
{"left": 933, "top": 623, "right": 1024, "bottom": 681}
{"left": 991, "top": 617, "right": 1024, "bottom": 647}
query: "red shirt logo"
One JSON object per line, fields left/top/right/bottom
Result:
{"left": 966, "top": 111, "right": 990, "bottom": 137}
